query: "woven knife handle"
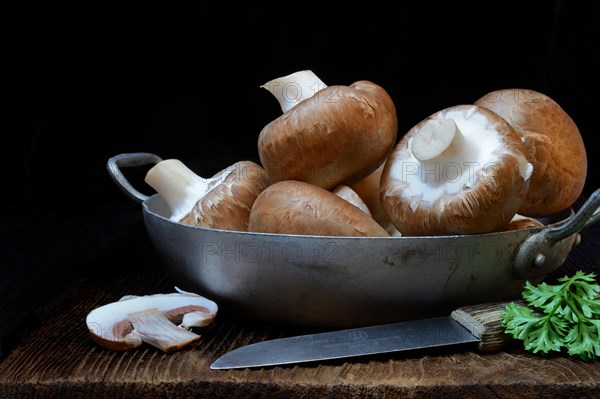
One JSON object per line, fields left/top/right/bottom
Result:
{"left": 450, "top": 299, "right": 526, "bottom": 352}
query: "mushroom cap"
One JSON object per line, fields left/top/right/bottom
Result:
{"left": 475, "top": 88, "right": 587, "bottom": 216}
{"left": 257, "top": 80, "right": 398, "bottom": 190}
{"left": 248, "top": 180, "right": 390, "bottom": 237}
{"left": 381, "top": 104, "right": 532, "bottom": 236}
{"left": 181, "top": 160, "right": 271, "bottom": 231}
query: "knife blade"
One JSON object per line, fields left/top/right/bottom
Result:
{"left": 210, "top": 300, "right": 520, "bottom": 370}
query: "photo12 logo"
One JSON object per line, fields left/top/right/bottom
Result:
{"left": 201, "top": 240, "right": 340, "bottom": 264}
{"left": 479, "top": 88, "right": 537, "bottom": 104}
{"left": 400, "top": 161, "right": 502, "bottom": 184}
{"left": 261, "top": 79, "right": 335, "bottom": 107}
{"left": 395, "top": 240, "right": 503, "bottom": 264}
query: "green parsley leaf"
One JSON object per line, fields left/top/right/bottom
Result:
{"left": 502, "top": 270, "right": 600, "bottom": 361}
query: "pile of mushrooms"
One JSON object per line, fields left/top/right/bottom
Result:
{"left": 249, "top": 70, "right": 399, "bottom": 236}
{"left": 139, "top": 72, "right": 587, "bottom": 238}
{"left": 379, "top": 88, "right": 587, "bottom": 236}
{"left": 144, "top": 70, "right": 399, "bottom": 237}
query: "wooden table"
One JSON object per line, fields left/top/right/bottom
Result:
{"left": 1, "top": 205, "right": 599, "bottom": 398}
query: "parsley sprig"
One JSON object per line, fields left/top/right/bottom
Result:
{"left": 502, "top": 270, "right": 600, "bottom": 361}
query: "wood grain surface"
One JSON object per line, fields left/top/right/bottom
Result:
{"left": 1, "top": 214, "right": 599, "bottom": 398}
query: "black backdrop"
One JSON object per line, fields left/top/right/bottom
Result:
{"left": 8, "top": 1, "right": 599, "bottom": 218}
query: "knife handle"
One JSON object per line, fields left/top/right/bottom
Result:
{"left": 449, "top": 299, "right": 526, "bottom": 352}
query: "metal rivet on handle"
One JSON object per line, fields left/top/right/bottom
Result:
{"left": 534, "top": 254, "right": 546, "bottom": 267}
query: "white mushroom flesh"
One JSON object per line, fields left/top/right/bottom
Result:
{"left": 260, "top": 70, "right": 327, "bottom": 113}
{"left": 145, "top": 159, "right": 233, "bottom": 222}
{"left": 333, "top": 185, "right": 372, "bottom": 216}
{"left": 180, "top": 311, "right": 217, "bottom": 329}
{"left": 128, "top": 308, "right": 202, "bottom": 352}
{"left": 388, "top": 107, "right": 532, "bottom": 204}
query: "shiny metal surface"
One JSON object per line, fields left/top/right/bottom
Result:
{"left": 108, "top": 153, "right": 600, "bottom": 328}
{"left": 210, "top": 316, "right": 480, "bottom": 369}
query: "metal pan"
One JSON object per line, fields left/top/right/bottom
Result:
{"left": 108, "top": 152, "right": 600, "bottom": 328}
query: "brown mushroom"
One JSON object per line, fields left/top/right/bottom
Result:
{"left": 475, "top": 88, "right": 587, "bottom": 216}
{"left": 248, "top": 180, "right": 390, "bottom": 237}
{"left": 85, "top": 288, "right": 218, "bottom": 352}
{"left": 145, "top": 159, "right": 271, "bottom": 231}
{"left": 505, "top": 214, "right": 544, "bottom": 231}
{"left": 381, "top": 104, "right": 533, "bottom": 236}
{"left": 258, "top": 70, "right": 398, "bottom": 189}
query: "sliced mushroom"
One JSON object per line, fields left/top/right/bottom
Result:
{"left": 475, "top": 88, "right": 587, "bottom": 216}
{"left": 248, "top": 180, "right": 390, "bottom": 237}
{"left": 381, "top": 104, "right": 533, "bottom": 236}
{"left": 258, "top": 70, "right": 398, "bottom": 189}
{"left": 86, "top": 289, "right": 218, "bottom": 352}
{"left": 145, "top": 159, "right": 271, "bottom": 231}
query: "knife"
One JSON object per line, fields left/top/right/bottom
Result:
{"left": 210, "top": 300, "right": 521, "bottom": 370}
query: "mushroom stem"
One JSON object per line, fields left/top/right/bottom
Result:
{"left": 411, "top": 119, "right": 469, "bottom": 162}
{"left": 409, "top": 119, "right": 478, "bottom": 185}
{"left": 261, "top": 70, "right": 328, "bottom": 113}
{"left": 145, "top": 159, "right": 228, "bottom": 222}
{"left": 128, "top": 309, "right": 201, "bottom": 353}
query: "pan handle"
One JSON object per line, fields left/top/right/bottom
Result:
{"left": 582, "top": 189, "right": 600, "bottom": 231}
{"left": 106, "top": 152, "right": 163, "bottom": 204}
{"left": 546, "top": 188, "right": 600, "bottom": 241}
{"left": 513, "top": 188, "right": 600, "bottom": 279}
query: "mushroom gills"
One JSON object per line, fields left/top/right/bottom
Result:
{"left": 381, "top": 104, "right": 533, "bottom": 236}
{"left": 395, "top": 109, "right": 531, "bottom": 203}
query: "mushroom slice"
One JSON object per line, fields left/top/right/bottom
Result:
{"left": 475, "top": 88, "right": 587, "bottom": 216}
{"left": 381, "top": 104, "right": 533, "bottom": 236}
{"left": 248, "top": 180, "right": 390, "bottom": 237}
{"left": 86, "top": 291, "right": 218, "bottom": 353}
{"left": 144, "top": 159, "right": 271, "bottom": 231}
{"left": 258, "top": 70, "right": 398, "bottom": 190}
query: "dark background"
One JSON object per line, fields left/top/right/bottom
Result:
{"left": 1, "top": 0, "right": 599, "bottom": 359}
{"left": 7, "top": 1, "right": 599, "bottom": 218}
